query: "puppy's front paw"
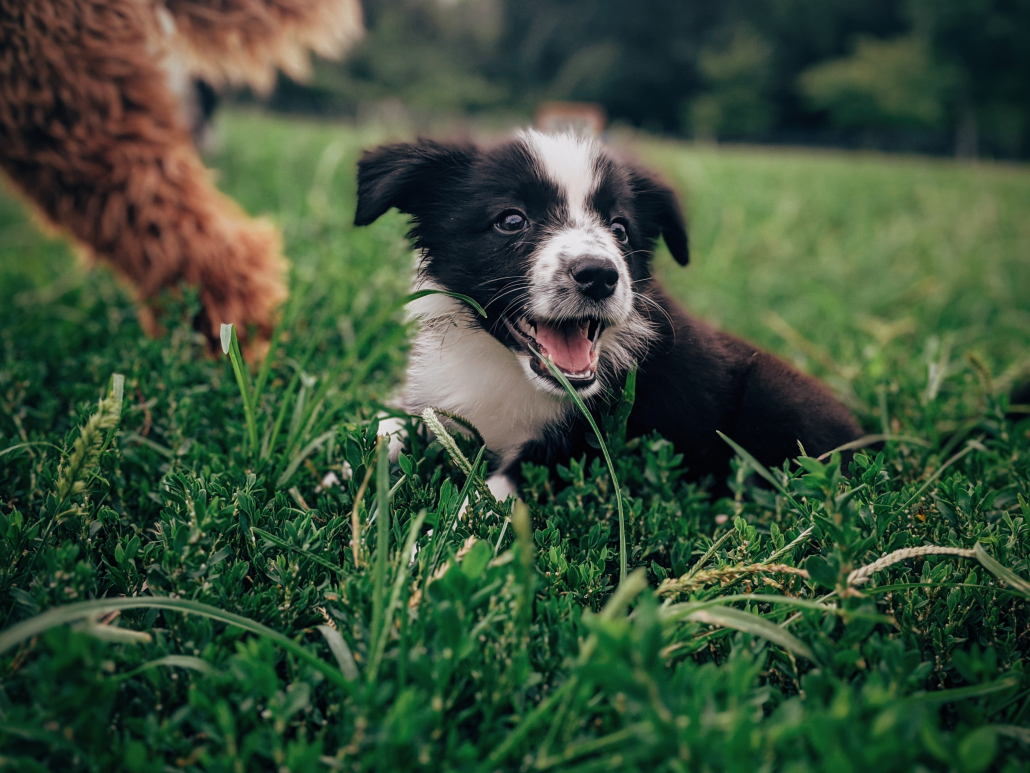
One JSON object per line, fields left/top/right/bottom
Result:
{"left": 377, "top": 416, "right": 408, "bottom": 461}
{"left": 486, "top": 473, "right": 518, "bottom": 503}
{"left": 456, "top": 473, "right": 518, "bottom": 520}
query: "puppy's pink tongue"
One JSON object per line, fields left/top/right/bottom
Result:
{"left": 534, "top": 321, "right": 593, "bottom": 373}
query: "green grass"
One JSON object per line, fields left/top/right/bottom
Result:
{"left": 2, "top": 110, "right": 1030, "bottom": 772}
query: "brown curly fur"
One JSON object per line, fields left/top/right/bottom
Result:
{"left": 165, "top": 0, "right": 363, "bottom": 94}
{"left": 0, "top": 0, "right": 360, "bottom": 353}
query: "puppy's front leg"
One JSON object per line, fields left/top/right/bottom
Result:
{"left": 377, "top": 415, "right": 408, "bottom": 461}
{"left": 377, "top": 409, "right": 519, "bottom": 510}
{"left": 486, "top": 473, "right": 518, "bottom": 504}
{"left": 339, "top": 413, "right": 408, "bottom": 481}
{"left": 456, "top": 473, "right": 517, "bottom": 519}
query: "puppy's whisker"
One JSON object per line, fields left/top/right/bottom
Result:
{"left": 483, "top": 284, "right": 532, "bottom": 311}
{"left": 634, "top": 291, "right": 675, "bottom": 329}
{"left": 475, "top": 274, "right": 534, "bottom": 288}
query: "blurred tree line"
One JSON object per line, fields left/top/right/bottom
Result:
{"left": 267, "top": 0, "right": 1030, "bottom": 158}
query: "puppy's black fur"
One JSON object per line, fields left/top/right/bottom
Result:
{"left": 355, "top": 133, "right": 862, "bottom": 490}
{"left": 516, "top": 286, "right": 862, "bottom": 472}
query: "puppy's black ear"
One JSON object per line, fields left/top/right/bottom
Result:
{"left": 632, "top": 169, "right": 689, "bottom": 265}
{"left": 354, "top": 140, "right": 474, "bottom": 226}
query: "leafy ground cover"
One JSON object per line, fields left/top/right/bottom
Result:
{"left": 1, "top": 112, "right": 1030, "bottom": 772}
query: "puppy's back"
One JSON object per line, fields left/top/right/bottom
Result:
{"left": 628, "top": 286, "right": 861, "bottom": 477}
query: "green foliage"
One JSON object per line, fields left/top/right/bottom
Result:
{"left": 2, "top": 113, "right": 1030, "bottom": 770}
{"left": 908, "top": 0, "right": 1030, "bottom": 156}
{"left": 800, "top": 36, "right": 957, "bottom": 129}
{"left": 688, "top": 27, "right": 777, "bottom": 140}
{"left": 275, "top": 0, "right": 508, "bottom": 117}
{"left": 273, "top": 0, "right": 1030, "bottom": 156}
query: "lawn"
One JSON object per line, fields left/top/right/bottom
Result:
{"left": 1, "top": 111, "right": 1029, "bottom": 772}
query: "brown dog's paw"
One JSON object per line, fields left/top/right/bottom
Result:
{"left": 132, "top": 219, "right": 288, "bottom": 362}
{"left": 192, "top": 218, "right": 289, "bottom": 361}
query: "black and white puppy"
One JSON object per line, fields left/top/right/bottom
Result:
{"left": 355, "top": 131, "right": 861, "bottom": 501}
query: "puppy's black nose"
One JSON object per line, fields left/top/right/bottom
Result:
{"left": 569, "top": 256, "right": 619, "bottom": 301}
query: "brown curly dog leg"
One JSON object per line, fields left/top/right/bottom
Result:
{"left": 0, "top": 0, "right": 288, "bottom": 354}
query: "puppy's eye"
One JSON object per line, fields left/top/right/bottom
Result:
{"left": 495, "top": 210, "right": 527, "bottom": 234}
{"left": 610, "top": 219, "right": 629, "bottom": 243}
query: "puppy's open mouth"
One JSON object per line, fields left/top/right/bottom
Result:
{"left": 502, "top": 314, "right": 605, "bottom": 386}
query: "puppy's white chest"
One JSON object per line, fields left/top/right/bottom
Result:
{"left": 403, "top": 321, "right": 568, "bottom": 464}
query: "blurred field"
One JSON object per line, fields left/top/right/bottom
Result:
{"left": 6, "top": 112, "right": 1030, "bottom": 398}
{"left": 1, "top": 112, "right": 1029, "bottom": 771}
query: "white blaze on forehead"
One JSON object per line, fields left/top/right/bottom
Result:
{"left": 518, "top": 130, "right": 632, "bottom": 326}
{"left": 520, "top": 130, "right": 600, "bottom": 222}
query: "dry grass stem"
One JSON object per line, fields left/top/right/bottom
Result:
{"left": 658, "top": 562, "right": 810, "bottom": 597}
{"left": 848, "top": 545, "right": 977, "bottom": 586}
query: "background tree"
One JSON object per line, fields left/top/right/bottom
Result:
{"left": 262, "top": 0, "right": 1030, "bottom": 159}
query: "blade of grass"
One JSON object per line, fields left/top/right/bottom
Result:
{"left": 512, "top": 500, "right": 536, "bottom": 629}
{"left": 367, "top": 508, "right": 428, "bottom": 683}
{"left": 537, "top": 724, "right": 645, "bottom": 771}
{"left": 252, "top": 322, "right": 284, "bottom": 405}
{"left": 0, "top": 441, "right": 63, "bottom": 458}
{"left": 275, "top": 429, "right": 336, "bottom": 489}
{"left": 221, "top": 324, "right": 258, "bottom": 454}
{"left": 285, "top": 373, "right": 315, "bottom": 455}
{"left": 901, "top": 676, "right": 1019, "bottom": 707}
{"left": 859, "top": 581, "right": 1029, "bottom": 599}
{"left": 351, "top": 461, "right": 376, "bottom": 568}
{"left": 316, "top": 625, "right": 359, "bottom": 682}
{"left": 901, "top": 438, "right": 985, "bottom": 509}
{"left": 262, "top": 346, "right": 318, "bottom": 461}
{"left": 251, "top": 526, "right": 346, "bottom": 575}
{"left": 425, "top": 446, "right": 487, "bottom": 582}
{"left": 365, "top": 475, "right": 407, "bottom": 526}
{"left": 77, "top": 618, "right": 152, "bottom": 645}
{"left": 406, "top": 288, "right": 487, "bottom": 318}
{"left": 530, "top": 347, "right": 626, "bottom": 584}
{"left": 683, "top": 605, "right": 816, "bottom": 662}
{"left": 659, "top": 593, "right": 891, "bottom": 625}
{"left": 816, "top": 433, "right": 931, "bottom": 461}
{"left": 994, "top": 725, "right": 1030, "bottom": 744}
{"left": 974, "top": 543, "right": 1030, "bottom": 598}
{"left": 119, "top": 432, "right": 175, "bottom": 459}
{"left": 112, "top": 654, "right": 218, "bottom": 681}
{"left": 493, "top": 517, "right": 510, "bottom": 556}
{"left": 716, "top": 431, "right": 805, "bottom": 511}
{"left": 370, "top": 435, "right": 390, "bottom": 663}
{"left": 536, "top": 741, "right": 652, "bottom": 773}
{"left": 477, "top": 569, "right": 649, "bottom": 773}
{"left": 0, "top": 597, "right": 352, "bottom": 692}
